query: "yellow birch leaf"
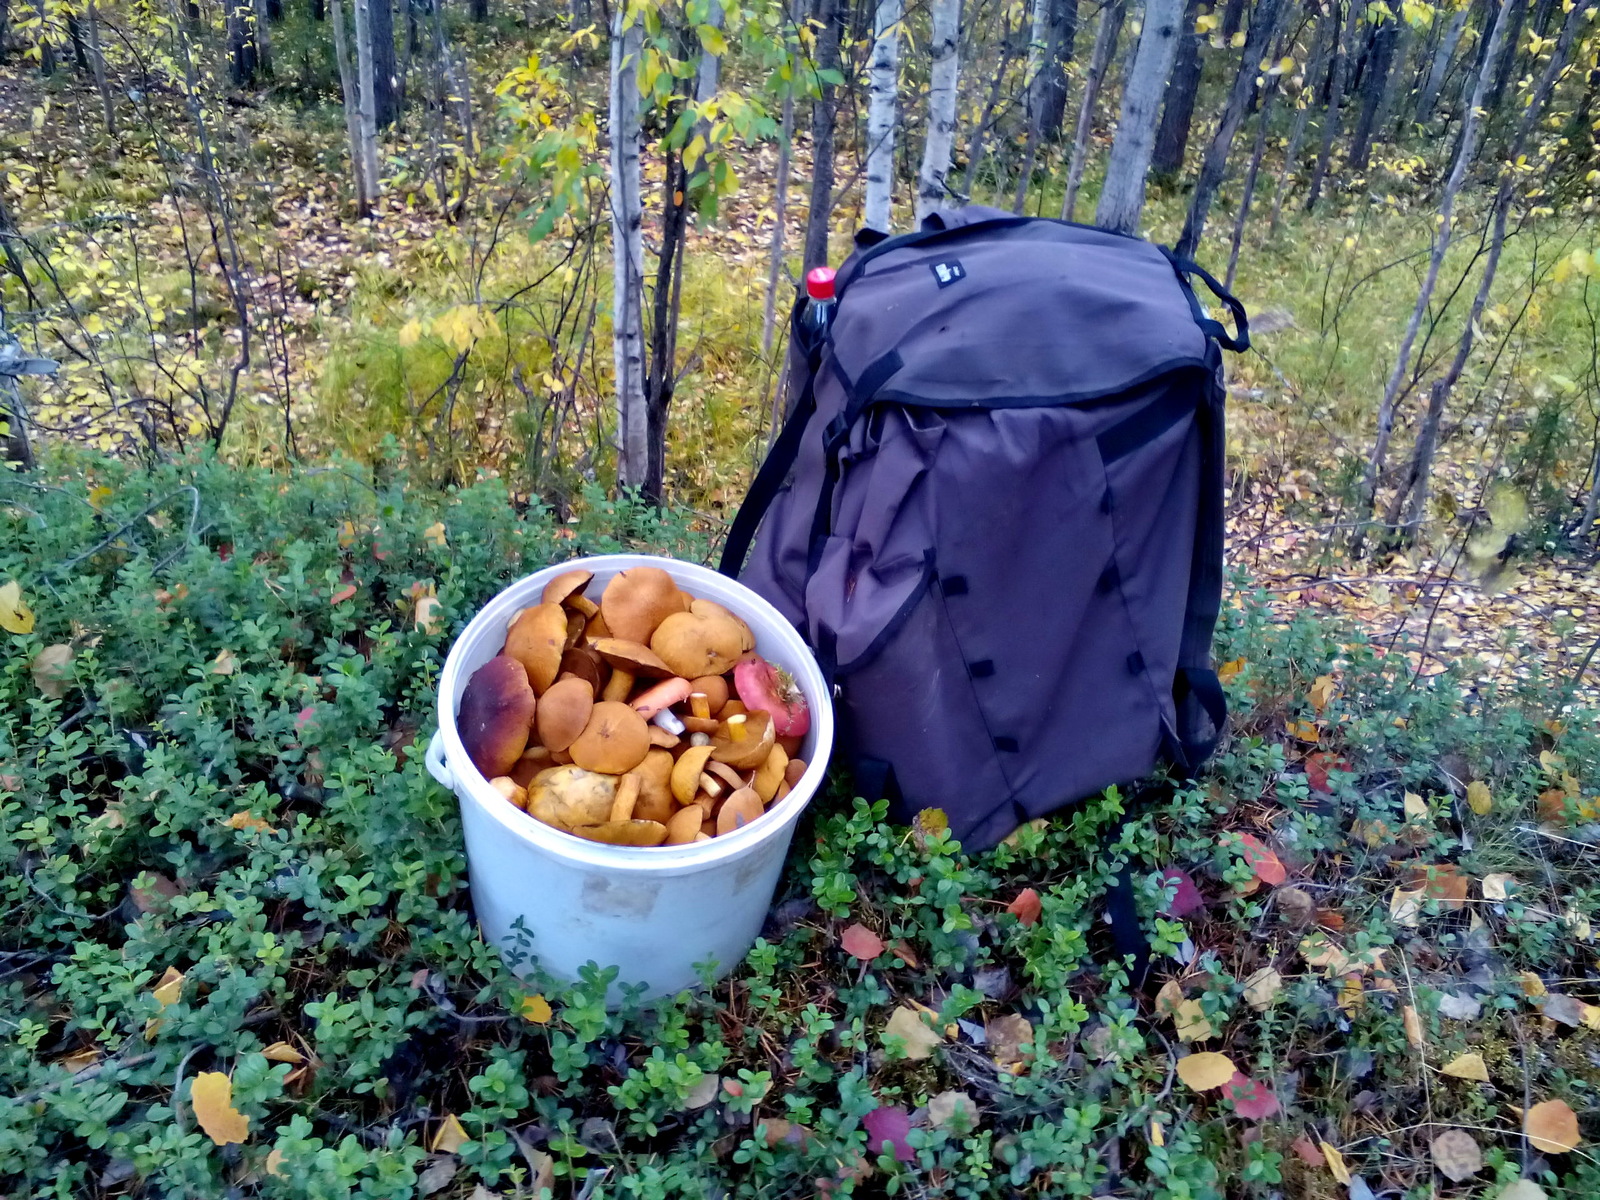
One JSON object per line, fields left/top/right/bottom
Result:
{"left": 1403, "top": 791, "right": 1429, "bottom": 822}
{"left": 1321, "top": 1142, "right": 1350, "bottom": 1184}
{"left": 1176, "top": 1051, "right": 1236, "bottom": 1091}
{"left": 261, "top": 1042, "right": 305, "bottom": 1064}
{"left": 1310, "top": 674, "right": 1336, "bottom": 712}
{"left": 1155, "top": 979, "right": 1184, "bottom": 1017}
{"left": 211, "top": 648, "right": 237, "bottom": 675}
{"left": 1482, "top": 873, "right": 1516, "bottom": 901}
{"left": 1242, "top": 967, "right": 1282, "bottom": 1011}
{"left": 424, "top": 522, "right": 448, "bottom": 547}
{"left": 1519, "top": 972, "right": 1547, "bottom": 998}
{"left": 0, "top": 581, "right": 36, "bottom": 635}
{"left": 1467, "top": 780, "right": 1492, "bottom": 815}
{"left": 431, "top": 1113, "right": 470, "bottom": 1153}
{"left": 883, "top": 1004, "right": 943, "bottom": 1060}
{"left": 152, "top": 967, "right": 184, "bottom": 1007}
{"left": 190, "top": 1072, "right": 250, "bottom": 1146}
{"left": 1391, "top": 886, "right": 1424, "bottom": 928}
{"left": 415, "top": 594, "right": 442, "bottom": 635}
{"left": 397, "top": 318, "right": 425, "bottom": 347}
{"left": 520, "top": 994, "right": 553, "bottom": 1024}
{"left": 1441, "top": 1052, "right": 1490, "bottom": 1082}
{"left": 1173, "top": 998, "right": 1217, "bottom": 1042}
{"left": 1149, "top": 1119, "right": 1164, "bottom": 1147}
{"left": 265, "top": 1147, "right": 287, "bottom": 1176}
{"left": 1403, "top": 1004, "right": 1423, "bottom": 1050}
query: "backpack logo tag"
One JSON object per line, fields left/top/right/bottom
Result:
{"left": 929, "top": 259, "right": 966, "bottom": 288}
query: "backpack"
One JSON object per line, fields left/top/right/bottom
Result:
{"left": 719, "top": 207, "right": 1249, "bottom": 854}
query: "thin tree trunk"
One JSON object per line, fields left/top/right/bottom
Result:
{"left": 1483, "top": 0, "right": 1525, "bottom": 113}
{"left": 1013, "top": 0, "right": 1052, "bottom": 212}
{"left": 761, "top": 64, "right": 797, "bottom": 358}
{"left": 369, "top": 0, "right": 396, "bottom": 126}
{"left": 1348, "top": 0, "right": 1399, "bottom": 170}
{"left": 1270, "top": 10, "right": 1331, "bottom": 232}
{"left": 803, "top": 0, "right": 841, "bottom": 266}
{"left": 253, "top": 0, "right": 275, "bottom": 75}
{"left": 1388, "top": 0, "right": 1588, "bottom": 537}
{"left": 610, "top": 5, "right": 648, "bottom": 490}
{"left": 330, "top": 0, "right": 372, "bottom": 215}
{"left": 864, "top": 0, "right": 902, "bottom": 230}
{"left": 961, "top": 16, "right": 1021, "bottom": 200}
{"left": 1415, "top": 6, "right": 1467, "bottom": 123}
{"left": 1095, "top": 0, "right": 1185, "bottom": 234}
{"left": 1226, "top": 72, "right": 1277, "bottom": 290}
{"left": 471, "top": 0, "right": 487, "bottom": 20}
{"left": 1062, "top": 0, "right": 1124, "bottom": 220}
{"left": 645, "top": 142, "right": 689, "bottom": 504}
{"left": 1354, "top": 0, "right": 1513, "bottom": 550}
{"left": 227, "top": 0, "right": 256, "bottom": 85}
{"left": 1038, "top": 0, "right": 1079, "bottom": 140}
{"left": 84, "top": 0, "right": 115, "bottom": 133}
{"left": 1304, "top": 0, "right": 1358, "bottom": 211}
{"left": 1221, "top": 0, "right": 1246, "bottom": 38}
{"left": 1176, "top": 0, "right": 1285, "bottom": 260}
{"left": 1151, "top": 0, "right": 1203, "bottom": 178}
{"left": 694, "top": 0, "right": 723, "bottom": 107}
{"left": 1373, "top": 6, "right": 1415, "bottom": 141}
{"left": 354, "top": 0, "right": 381, "bottom": 208}
{"left": 915, "top": 0, "right": 961, "bottom": 223}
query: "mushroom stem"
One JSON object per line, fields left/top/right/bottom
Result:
{"left": 698, "top": 773, "right": 724, "bottom": 799}
{"left": 652, "top": 709, "right": 687, "bottom": 736}
{"left": 726, "top": 713, "right": 748, "bottom": 742}
{"left": 690, "top": 692, "right": 710, "bottom": 719}
{"left": 688, "top": 731, "right": 712, "bottom": 748}
{"left": 632, "top": 677, "right": 693, "bottom": 720}
{"left": 609, "top": 774, "right": 641, "bottom": 823}
{"left": 602, "top": 668, "right": 636, "bottom": 702}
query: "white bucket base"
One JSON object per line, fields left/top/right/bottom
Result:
{"left": 427, "top": 555, "right": 834, "bottom": 1006}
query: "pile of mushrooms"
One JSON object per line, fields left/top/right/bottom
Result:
{"left": 456, "top": 566, "right": 811, "bottom": 847}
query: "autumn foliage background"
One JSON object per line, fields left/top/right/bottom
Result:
{"left": 2, "top": 0, "right": 1600, "bottom": 1195}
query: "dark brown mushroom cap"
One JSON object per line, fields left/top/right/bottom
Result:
{"left": 558, "top": 646, "right": 606, "bottom": 697}
{"left": 568, "top": 700, "right": 652, "bottom": 774}
{"left": 589, "top": 637, "right": 675, "bottom": 677}
{"left": 535, "top": 676, "right": 595, "bottom": 753}
{"left": 599, "top": 567, "right": 688, "bottom": 644}
{"left": 458, "top": 655, "right": 537, "bottom": 779}
{"left": 504, "top": 603, "right": 569, "bottom": 694}
{"left": 541, "top": 568, "right": 595, "bottom": 608}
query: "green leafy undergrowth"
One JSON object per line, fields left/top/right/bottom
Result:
{"left": 0, "top": 454, "right": 1596, "bottom": 1198}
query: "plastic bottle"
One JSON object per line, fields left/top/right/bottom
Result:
{"left": 800, "top": 266, "right": 836, "bottom": 339}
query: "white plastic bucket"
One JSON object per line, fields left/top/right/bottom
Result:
{"left": 425, "top": 554, "right": 834, "bottom": 1005}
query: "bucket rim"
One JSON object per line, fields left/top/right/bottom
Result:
{"left": 435, "top": 553, "right": 835, "bottom": 876}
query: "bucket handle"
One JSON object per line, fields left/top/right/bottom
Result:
{"left": 424, "top": 729, "right": 453, "bottom": 790}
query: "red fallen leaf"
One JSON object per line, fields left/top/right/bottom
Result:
{"left": 330, "top": 585, "right": 358, "bottom": 605}
{"left": 295, "top": 706, "right": 317, "bottom": 733}
{"left": 1007, "top": 888, "right": 1042, "bottom": 926}
{"left": 1157, "top": 868, "right": 1205, "bottom": 917}
{"left": 863, "top": 1105, "right": 914, "bottom": 1162}
{"left": 840, "top": 924, "right": 886, "bottom": 961}
{"left": 1236, "top": 834, "right": 1287, "bottom": 886}
{"left": 1305, "top": 751, "right": 1351, "bottom": 793}
{"left": 1221, "top": 1072, "right": 1280, "bottom": 1120}
{"left": 1290, "top": 1134, "right": 1324, "bottom": 1166}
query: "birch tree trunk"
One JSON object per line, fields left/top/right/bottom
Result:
{"left": 1354, "top": 0, "right": 1513, "bottom": 548}
{"left": 1388, "top": 0, "right": 1589, "bottom": 538}
{"left": 803, "top": 0, "right": 841, "bottom": 267}
{"left": 1151, "top": 0, "right": 1202, "bottom": 178}
{"left": 609, "top": 7, "right": 649, "bottom": 490}
{"left": 353, "top": 0, "right": 381, "bottom": 210}
{"left": 1038, "top": 0, "right": 1079, "bottom": 140}
{"left": 84, "top": 0, "right": 115, "bottom": 133}
{"left": 761, "top": 3, "right": 801, "bottom": 359}
{"left": 863, "top": 0, "right": 902, "bottom": 230}
{"left": 1269, "top": 10, "right": 1330, "bottom": 233}
{"left": 915, "top": 0, "right": 961, "bottom": 223}
{"left": 1095, "top": 0, "right": 1185, "bottom": 235}
{"left": 1062, "top": 0, "right": 1124, "bottom": 220}
{"left": 330, "top": 0, "right": 374, "bottom": 216}
{"left": 1303, "top": 0, "right": 1358, "bottom": 212}
{"left": 1414, "top": 6, "right": 1467, "bottom": 123}
{"left": 1174, "top": 0, "right": 1285, "bottom": 260}
{"left": 1013, "top": 0, "right": 1052, "bottom": 212}
{"left": 694, "top": 0, "right": 723, "bottom": 108}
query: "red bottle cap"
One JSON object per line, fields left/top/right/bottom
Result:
{"left": 805, "top": 267, "right": 836, "bottom": 301}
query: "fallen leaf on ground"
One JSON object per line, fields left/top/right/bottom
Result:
{"left": 1518, "top": 972, "right": 1547, "bottom": 998}
{"left": 1176, "top": 1051, "right": 1235, "bottom": 1091}
{"left": 1309, "top": 674, "right": 1335, "bottom": 712}
{"left": 1390, "top": 886, "right": 1424, "bottom": 927}
{"left": 1242, "top": 967, "right": 1282, "bottom": 1011}
{"left": 1155, "top": 979, "right": 1184, "bottom": 1018}
{"left": 840, "top": 923, "right": 885, "bottom": 961}
{"left": 1006, "top": 888, "right": 1042, "bottom": 926}
{"left": 190, "top": 1072, "right": 249, "bottom": 1146}
{"left": 415, "top": 594, "right": 443, "bottom": 635}
{"left": 882, "top": 1005, "right": 942, "bottom": 1060}
{"left": 1403, "top": 1004, "right": 1423, "bottom": 1049}
{"left": 1482, "top": 872, "right": 1516, "bottom": 900}
{"left": 330, "top": 584, "right": 358, "bottom": 605}
{"left": 261, "top": 1042, "right": 304, "bottom": 1064}
{"left": 1437, "top": 992, "right": 1482, "bottom": 1021}
{"left": 1321, "top": 1141, "right": 1350, "bottom": 1184}
{"left": 863, "top": 1105, "right": 914, "bottom": 1162}
{"left": 1524, "top": 1099, "right": 1580, "bottom": 1153}
{"left": 0, "top": 581, "right": 36, "bottom": 635}
{"left": 520, "top": 994, "right": 553, "bottom": 1024}
{"left": 1541, "top": 993, "right": 1586, "bottom": 1028}
{"left": 1466, "top": 780, "right": 1492, "bottom": 815}
{"left": 31, "top": 644, "right": 72, "bottom": 697}
{"left": 1275, "top": 885, "right": 1314, "bottom": 924}
{"left": 1440, "top": 1053, "right": 1489, "bottom": 1082}
{"left": 1221, "top": 1072, "right": 1280, "bottom": 1119}
{"left": 424, "top": 521, "right": 448, "bottom": 547}
{"left": 1156, "top": 867, "right": 1205, "bottom": 917}
{"left": 927, "top": 1090, "right": 978, "bottom": 1130}
{"left": 986, "top": 1014, "right": 1033, "bottom": 1068}
{"left": 1291, "top": 1134, "right": 1324, "bottom": 1166}
{"left": 431, "top": 1113, "right": 469, "bottom": 1154}
{"left": 151, "top": 967, "right": 183, "bottom": 1007}
{"left": 1173, "top": 998, "right": 1217, "bottom": 1042}
{"left": 683, "top": 1074, "right": 719, "bottom": 1109}
{"left": 211, "top": 648, "right": 237, "bottom": 675}
{"left": 1235, "top": 833, "right": 1287, "bottom": 885}
{"left": 1496, "top": 1181, "right": 1549, "bottom": 1200}
{"left": 1431, "top": 1128, "right": 1482, "bottom": 1181}
{"left": 1403, "top": 791, "right": 1429, "bottom": 822}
